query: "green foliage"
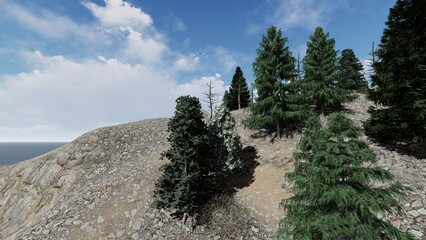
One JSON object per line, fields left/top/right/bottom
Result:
{"left": 225, "top": 66, "right": 251, "bottom": 110}
{"left": 365, "top": 0, "right": 426, "bottom": 143}
{"left": 222, "top": 90, "right": 230, "bottom": 110}
{"left": 208, "top": 105, "right": 244, "bottom": 174}
{"left": 338, "top": 48, "right": 368, "bottom": 93}
{"left": 302, "top": 27, "right": 346, "bottom": 114}
{"left": 278, "top": 113, "right": 413, "bottom": 240}
{"left": 153, "top": 96, "right": 213, "bottom": 217}
{"left": 244, "top": 26, "right": 307, "bottom": 137}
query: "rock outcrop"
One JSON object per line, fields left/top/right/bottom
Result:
{"left": 0, "top": 94, "right": 425, "bottom": 239}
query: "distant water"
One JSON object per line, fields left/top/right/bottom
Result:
{"left": 0, "top": 142, "right": 68, "bottom": 165}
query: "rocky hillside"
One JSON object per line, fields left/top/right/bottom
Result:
{"left": 0, "top": 95, "right": 425, "bottom": 239}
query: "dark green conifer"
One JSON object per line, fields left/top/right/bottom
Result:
{"left": 302, "top": 27, "right": 345, "bottom": 114}
{"left": 278, "top": 113, "right": 413, "bottom": 240}
{"left": 243, "top": 26, "right": 306, "bottom": 138}
{"left": 153, "top": 96, "right": 213, "bottom": 217}
{"left": 365, "top": 0, "right": 426, "bottom": 143}
{"left": 225, "top": 66, "right": 251, "bottom": 110}
{"left": 222, "top": 90, "right": 230, "bottom": 109}
{"left": 338, "top": 48, "right": 368, "bottom": 93}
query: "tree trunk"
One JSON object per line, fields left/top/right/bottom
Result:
{"left": 277, "top": 123, "right": 281, "bottom": 139}
{"left": 238, "top": 84, "right": 241, "bottom": 109}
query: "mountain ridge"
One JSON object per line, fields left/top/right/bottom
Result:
{"left": 0, "top": 95, "right": 425, "bottom": 239}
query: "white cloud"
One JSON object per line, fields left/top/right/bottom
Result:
{"left": 0, "top": 51, "right": 227, "bottom": 141}
{"left": 172, "top": 53, "right": 200, "bottom": 71}
{"left": 121, "top": 27, "right": 168, "bottom": 64}
{"left": 176, "top": 74, "right": 227, "bottom": 110}
{"left": 162, "top": 14, "right": 186, "bottom": 32}
{"left": 248, "top": 0, "right": 348, "bottom": 33}
{"left": 2, "top": 2, "right": 87, "bottom": 40}
{"left": 83, "top": 0, "right": 153, "bottom": 29}
{"left": 0, "top": 0, "right": 237, "bottom": 141}
{"left": 272, "top": 0, "right": 329, "bottom": 30}
{"left": 213, "top": 47, "right": 238, "bottom": 73}
{"left": 245, "top": 24, "right": 262, "bottom": 36}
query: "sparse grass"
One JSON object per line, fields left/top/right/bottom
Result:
{"left": 197, "top": 194, "right": 251, "bottom": 238}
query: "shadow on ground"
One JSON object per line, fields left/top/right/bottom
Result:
{"left": 372, "top": 140, "right": 426, "bottom": 159}
{"left": 215, "top": 145, "right": 259, "bottom": 191}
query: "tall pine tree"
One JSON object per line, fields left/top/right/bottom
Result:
{"left": 243, "top": 26, "right": 306, "bottom": 138}
{"left": 302, "top": 27, "right": 344, "bottom": 114}
{"left": 365, "top": 0, "right": 426, "bottom": 143}
{"left": 278, "top": 113, "right": 413, "bottom": 240}
{"left": 225, "top": 66, "right": 251, "bottom": 110}
{"left": 338, "top": 48, "right": 368, "bottom": 93}
{"left": 208, "top": 105, "right": 244, "bottom": 174}
{"left": 154, "top": 96, "right": 213, "bottom": 218}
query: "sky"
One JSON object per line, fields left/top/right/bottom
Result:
{"left": 0, "top": 0, "right": 395, "bottom": 142}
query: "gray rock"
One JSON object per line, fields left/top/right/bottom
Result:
{"left": 57, "top": 152, "right": 69, "bottom": 166}
{"left": 408, "top": 210, "right": 420, "bottom": 218}
{"left": 132, "top": 220, "right": 142, "bottom": 230}
{"left": 417, "top": 208, "right": 426, "bottom": 215}
{"left": 131, "top": 232, "right": 139, "bottom": 239}
{"left": 88, "top": 202, "right": 96, "bottom": 210}
{"left": 117, "top": 230, "right": 125, "bottom": 238}
{"left": 131, "top": 209, "right": 138, "bottom": 217}
{"left": 72, "top": 220, "right": 82, "bottom": 225}
{"left": 408, "top": 229, "right": 423, "bottom": 238}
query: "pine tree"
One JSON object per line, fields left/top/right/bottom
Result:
{"left": 338, "top": 48, "right": 368, "bottom": 93}
{"left": 225, "top": 66, "right": 251, "bottom": 110}
{"left": 208, "top": 105, "right": 244, "bottom": 175}
{"left": 302, "top": 27, "right": 345, "bottom": 114}
{"left": 154, "top": 96, "right": 213, "bottom": 218}
{"left": 222, "top": 90, "right": 230, "bottom": 109}
{"left": 243, "top": 26, "right": 306, "bottom": 138}
{"left": 365, "top": 0, "right": 426, "bottom": 143}
{"left": 278, "top": 113, "right": 413, "bottom": 240}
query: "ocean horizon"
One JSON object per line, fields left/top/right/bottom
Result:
{"left": 0, "top": 142, "right": 68, "bottom": 166}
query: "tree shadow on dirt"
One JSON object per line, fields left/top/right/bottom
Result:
{"left": 215, "top": 145, "right": 259, "bottom": 193}
{"left": 249, "top": 126, "right": 303, "bottom": 143}
{"left": 370, "top": 140, "right": 426, "bottom": 160}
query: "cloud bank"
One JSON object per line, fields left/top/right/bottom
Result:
{"left": 0, "top": 0, "right": 226, "bottom": 141}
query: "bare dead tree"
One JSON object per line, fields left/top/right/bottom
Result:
{"left": 202, "top": 80, "right": 219, "bottom": 118}
{"left": 250, "top": 82, "right": 255, "bottom": 103}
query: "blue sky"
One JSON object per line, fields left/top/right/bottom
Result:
{"left": 0, "top": 0, "right": 395, "bottom": 141}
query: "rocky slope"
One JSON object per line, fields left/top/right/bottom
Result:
{"left": 0, "top": 95, "right": 425, "bottom": 239}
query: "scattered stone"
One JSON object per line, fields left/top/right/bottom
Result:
{"left": 408, "top": 210, "right": 420, "bottom": 218}
{"left": 88, "top": 202, "right": 96, "bottom": 210}
{"left": 131, "top": 232, "right": 139, "bottom": 239}
{"left": 117, "top": 230, "right": 125, "bottom": 238}
{"left": 131, "top": 209, "right": 138, "bottom": 217}
{"left": 408, "top": 229, "right": 423, "bottom": 238}
{"left": 417, "top": 208, "right": 426, "bottom": 215}
{"left": 2, "top": 100, "right": 425, "bottom": 240}
{"left": 57, "top": 152, "right": 69, "bottom": 166}
{"left": 251, "top": 226, "right": 259, "bottom": 233}
{"left": 72, "top": 220, "right": 82, "bottom": 226}
{"left": 132, "top": 221, "right": 142, "bottom": 231}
